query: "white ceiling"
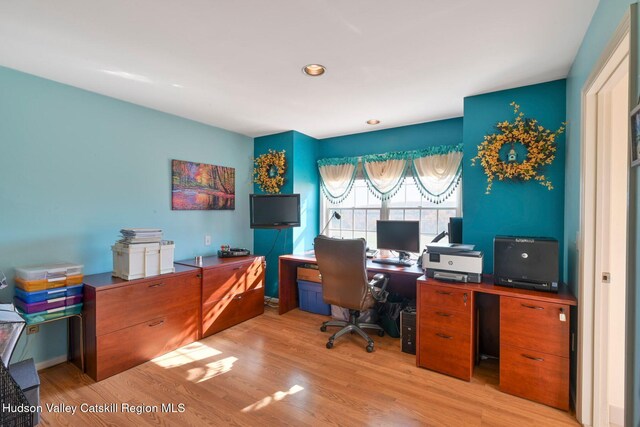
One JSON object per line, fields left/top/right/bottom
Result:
{"left": 0, "top": 1, "right": 598, "bottom": 139}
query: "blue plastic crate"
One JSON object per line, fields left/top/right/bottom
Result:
{"left": 297, "top": 280, "right": 331, "bottom": 315}
{"left": 14, "top": 284, "right": 83, "bottom": 304}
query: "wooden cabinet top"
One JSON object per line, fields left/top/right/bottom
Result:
{"left": 417, "top": 275, "right": 577, "bottom": 306}
{"left": 83, "top": 264, "right": 199, "bottom": 291}
{"left": 176, "top": 255, "right": 264, "bottom": 270}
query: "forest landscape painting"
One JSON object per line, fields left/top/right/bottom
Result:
{"left": 172, "top": 160, "right": 235, "bottom": 210}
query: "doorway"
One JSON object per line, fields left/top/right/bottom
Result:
{"left": 579, "top": 28, "right": 630, "bottom": 427}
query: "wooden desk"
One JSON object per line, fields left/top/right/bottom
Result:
{"left": 278, "top": 253, "right": 423, "bottom": 315}
{"left": 417, "top": 275, "right": 577, "bottom": 410}
{"left": 278, "top": 252, "right": 578, "bottom": 410}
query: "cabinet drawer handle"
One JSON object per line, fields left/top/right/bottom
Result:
{"left": 435, "top": 312, "right": 452, "bottom": 317}
{"left": 435, "top": 290, "right": 452, "bottom": 296}
{"left": 435, "top": 333, "right": 453, "bottom": 340}
{"left": 148, "top": 320, "right": 165, "bottom": 327}
{"left": 521, "top": 353, "right": 544, "bottom": 362}
{"left": 232, "top": 267, "right": 242, "bottom": 271}
{"left": 521, "top": 303, "right": 543, "bottom": 310}
{"left": 149, "top": 283, "right": 165, "bottom": 288}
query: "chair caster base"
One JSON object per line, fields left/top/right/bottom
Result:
{"left": 326, "top": 340, "right": 334, "bottom": 349}
{"left": 320, "top": 325, "right": 327, "bottom": 332}
{"left": 366, "top": 344, "right": 374, "bottom": 353}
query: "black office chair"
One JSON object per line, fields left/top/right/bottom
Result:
{"left": 314, "top": 236, "right": 389, "bottom": 352}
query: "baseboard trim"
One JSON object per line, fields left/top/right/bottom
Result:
{"left": 609, "top": 404, "right": 624, "bottom": 426}
{"left": 35, "top": 355, "right": 67, "bottom": 371}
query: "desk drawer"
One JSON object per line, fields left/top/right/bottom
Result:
{"left": 418, "top": 326, "right": 473, "bottom": 381}
{"left": 500, "top": 344, "right": 569, "bottom": 410}
{"left": 96, "top": 272, "right": 200, "bottom": 336}
{"left": 420, "top": 306, "right": 470, "bottom": 336}
{"left": 202, "top": 287, "right": 265, "bottom": 337}
{"left": 501, "top": 296, "right": 570, "bottom": 358}
{"left": 421, "top": 284, "right": 471, "bottom": 313}
{"left": 203, "top": 259, "right": 263, "bottom": 305}
{"left": 95, "top": 309, "right": 198, "bottom": 381}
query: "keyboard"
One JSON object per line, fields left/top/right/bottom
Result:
{"left": 371, "top": 258, "right": 414, "bottom": 267}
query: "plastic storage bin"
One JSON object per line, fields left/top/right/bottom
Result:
{"left": 297, "top": 280, "right": 331, "bottom": 315}
{"left": 17, "top": 303, "right": 83, "bottom": 325}
{"left": 15, "top": 263, "right": 83, "bottom": 292}
{"left": 14, "top": 295, "right": 83, "bottom": 314}
{"left": 112, "top": 242, "right": 175, "bottom": 280}
{"left": 14, "top": 284, "right": 83, "bottom": 304}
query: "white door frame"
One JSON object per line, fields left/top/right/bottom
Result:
{"left": 577, "top": 13, "right": 630, "bottom": 426}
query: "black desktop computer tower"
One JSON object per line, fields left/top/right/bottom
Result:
{"left": 400, "top": 308, "right": 416, "bottom": 355}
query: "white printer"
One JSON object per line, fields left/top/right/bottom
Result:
{"left": 422, "top": 243, "right": 483, "bottom": 283}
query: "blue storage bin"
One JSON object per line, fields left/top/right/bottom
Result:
{"left": 14, "top": 284, "right": 83, "bottom": 304}
{"left": 297, "top": 280, "right": 331, "bottom": 315}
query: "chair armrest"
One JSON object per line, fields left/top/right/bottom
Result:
{"left": 368, "top": 273, "right": 389, "bottom": 303}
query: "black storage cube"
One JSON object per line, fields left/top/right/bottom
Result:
{"left": 9, "top": 358, "right": 40, "bottom": 426}
{"left": 0, "top": 361, "right": 33, "bottom": 426}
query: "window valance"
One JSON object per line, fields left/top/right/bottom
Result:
{"left": 318, "top": 144, "right": 462, "bottom": 204}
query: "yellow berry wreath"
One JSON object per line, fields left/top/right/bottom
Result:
{"left": 253, "top": 149, "right": 287, "bottom": 193}
{"left": 471, "top": 102, "right": 565, "bottom": 194}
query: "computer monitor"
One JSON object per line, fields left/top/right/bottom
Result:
{"left": 376, "top": 220, "right": 420, "bottom": 260}
{"left": 448, "top": 217, "right": 463, "bottom": 244}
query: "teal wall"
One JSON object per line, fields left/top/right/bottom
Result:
{"left": 463, "top": 80, "right": 567, "bottom": 276}
{"left": 319, "top": 118, "right": 463, "bottom": 158}
{"left": 564, "top": 0, "right": 635, "bottom": 296}
{"left": 0, "top": 66, "right": 254, "bottom": 365}
{"left": 292, "top": 132, "right": 320, "bottom": 254}
{"left": 253, "top": 132, "right": 295, "bottom": 297}
{"left": 563, "top": 1, "right": 637, "bottom": 424}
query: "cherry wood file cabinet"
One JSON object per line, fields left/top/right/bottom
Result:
{"left": 416, "top": 277, "right": 577, "bottom": 410}
{"left": 176, "top": 255, "right": 265, "bottom": 338}
{"left": 83, "top": 265, "right": 201, "bottom": 381}
{"left": 417, "top": 284, "right": 475, "bottom": 381}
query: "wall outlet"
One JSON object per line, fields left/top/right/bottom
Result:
{"left": 26, "top": 325, "right": 39, "bottom": 335}
{"left": 205, "top": 235, "right": 212, "bottom": 246}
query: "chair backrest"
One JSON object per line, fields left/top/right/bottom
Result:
{"left": 313, "top": 236, "right": 369, "bottom": 310}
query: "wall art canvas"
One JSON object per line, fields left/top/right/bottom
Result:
{"left": 172, "top": 159, "right": 235, "bottom": 210}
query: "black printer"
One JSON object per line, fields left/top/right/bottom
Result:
{"left": 493, "top": 236, "right": 559, "bottom": 292}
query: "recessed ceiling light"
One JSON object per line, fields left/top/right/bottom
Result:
{"left": 366, "top": 119, "right": 380, "bottom": 125}
{"left": 302, "top": 64, "right": 326, "bottom": 77}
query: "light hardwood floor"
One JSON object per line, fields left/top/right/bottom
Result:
{"left": 38, "top": 307, "right": 578, "bottom": 426}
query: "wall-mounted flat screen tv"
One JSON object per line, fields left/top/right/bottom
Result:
{"left": 250, "top": 194, "right": 300, "bottom": 228}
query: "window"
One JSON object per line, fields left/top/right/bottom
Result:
{"left": 321, "top": 175, "right": 462, "bottom": 251}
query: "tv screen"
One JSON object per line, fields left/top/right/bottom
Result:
{"left": 250, "top": 194, "right": 301, "bottom": 228}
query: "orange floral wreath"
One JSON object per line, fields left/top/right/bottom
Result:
{"left": 471, "top": 102, "right": 565, "bottom": 194}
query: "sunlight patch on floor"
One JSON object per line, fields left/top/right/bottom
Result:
{"left": 152, "top": 341, "right": 223, "bottom": 368}
{"left": 241, "top": 385, "right": 305, "bottom": 413}
{"left": 187, "top": 356, "right": 238, "bottom": 383}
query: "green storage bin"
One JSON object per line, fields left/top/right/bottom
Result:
{"left": 17, "top": 303, "right": 82, "bottom": 325}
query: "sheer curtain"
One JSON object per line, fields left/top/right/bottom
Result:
{"left": 411, "top": 149, "right": 463, "bottom": 203}
{"left": 318, "top": 144, "right": 462, "bottom": 204}
{"left": 318, "top": 157, "right": 359, "bottom": 203}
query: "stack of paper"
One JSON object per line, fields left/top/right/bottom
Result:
{"left": 119, "top": 228, "right": 163, "bottom": 244}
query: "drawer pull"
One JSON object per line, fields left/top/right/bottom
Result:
{"left": 148, "top": 320, "right": 165, "bottom": 327}
{"left": 522, "top": 353, "right": 544, "bottom": 362}
{"left": 435, "top": 290, "right": 453, "bottom": 296}
{"left": 435, "top": 312, "right": 452, "bottom": 317}
{"left": 435, "top": 333, "right": 453, "bottom": 340}
{"left": 232, "top": 267, "right": 242, "bottom": 271}
{"left": 521, "top": 303, "right": 543, "bottom": 310}
{"left": 149, "top": 283, "right": 165, "bottom": 288}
